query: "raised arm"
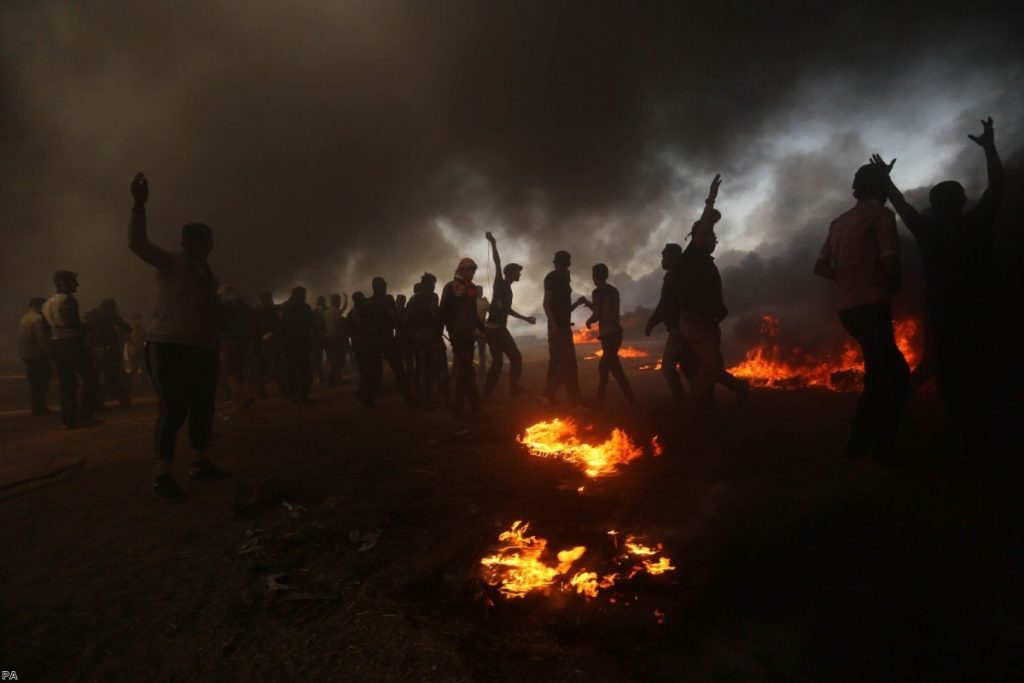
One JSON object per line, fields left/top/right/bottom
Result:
{"left": 128, "top": 173, "right": 174, "bottom": 270}
{"left": 968, "top": 117, "right": 1004, "bottom": 214}
{"left": 485, "top": 231, "right": 501, "bottom": 273}
{"left": 700, "top": 173, "right": 721, "bottom": 223}
{"left": 340, "top": 293, "right": 349, "bottom": 315}
{"left": 869, "top": 155, "right": 924, "bottom": 231}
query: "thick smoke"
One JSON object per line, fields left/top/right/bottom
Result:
{"left": 1, "top": 1, "right": 1022, "bottom": 364}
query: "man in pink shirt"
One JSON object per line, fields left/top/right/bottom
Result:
{"left": 815, "top": 164, "right": 909, "bottom": 460}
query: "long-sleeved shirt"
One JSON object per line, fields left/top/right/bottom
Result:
{"left": 42, "top": 293, "right": 85, "bottom": 341}
{"left": 18, "top": 310, "right": 51, "bottom": 359}
{"left": 129, "top": 210, "right": 219, "bottom": 348}
{"left": 678, "top": 242, "right": 727, "bottom": 322}
{"left": 648, "top": 266, "right": 682, "bottom": 331}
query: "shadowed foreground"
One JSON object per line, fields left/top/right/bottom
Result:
{"left": 1, "top": 359, "right": 1022, "bottom": 681}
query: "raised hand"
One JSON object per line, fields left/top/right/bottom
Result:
{"left": 131, "top": 173, "right": 149, "bottom": 205}
{"left": 708, "top": 173, "right": 722, "bottom": 201}
{"left": 525, "top": 315, "right": 536, "bottom": 325}
{"left": 869, "top": 154, "right": 896, "bottom": 175}
{"left": 968, "top": 117, "right": 995, "bottom": 148}
{"left": 485, "top": 231, "right": 495, "bottom": 243}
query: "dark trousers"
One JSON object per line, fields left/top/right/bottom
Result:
{"left": 23, "top": 357, "right": 51, "bottom": 415}
{"left": 51, "top": 338, "right": 99, "bottom": 427}
{"left": 661, "top": 329, "right": 688, "bottom": 403}
{"left": 451, "top": 334, "right": 480, "bottom": 412}
{"left": 483, "top": 326, "right": 523, "bottom": 395}
{"left": 838, "top": 303, "right": 910, "bottom": 453}
{"left": 544, "top": 327, "right": 583, "bottom": 403}
{"left": 677, "top": 313, "right": 723, "bottom": 403}
{"left": 146, "top": 342, "right": 218, "bottom": 460}
{"left": 360, "top": 340, "right": 412, "bottom": 406}
{"left": 324, "top": 336, "right": 348, "bottom": 386}
{"left": 282, "top": 338, "right": 312, "bottom": 401}
{"left": 930, "top": 313, "right": 993, "bottom": 455}
{"left": 414, "top": 330, "right": 449, "bottom": 407}
{"left": 597, "top": 333, "right": 636, "bottom": 404}
{"left": 92, "top": 345, "right": 132, "bottom": 408}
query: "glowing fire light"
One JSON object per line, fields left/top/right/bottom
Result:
{"left": 651, "top": 436, "right": 663, "bottom": 457}
{"left": 481, "top": 523, "right": 676, "bottom": 600}
{"left": 517, "top": 418, "right": 645, "bottom": 478}
{"left": 727, "top": 314, "right": 922, "bottom": 391}
{"left": 583, "top": 346, "right": 650, "bottom": 360}
{"left": 572, "top": 327, "right": 601, "bottom": 344}
{"left": 636, "top": 361, "right": 663, "bottom": 372}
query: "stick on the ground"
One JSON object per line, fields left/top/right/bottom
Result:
{"left": 0, "top": 459, "right": 85, "bottom": 491}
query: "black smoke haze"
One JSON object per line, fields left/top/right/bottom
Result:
{"left": 1, "top": 0, "right": 1022, "bottom": 363}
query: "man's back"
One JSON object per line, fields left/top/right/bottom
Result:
{"left": 820, "top": 200, "right": 899, "bottom": 311}
{"left": 18, "top": 310, "right": 50, "bottom": 359}
{"left": 543, "top": 270, "right": 571, "bottom": 330}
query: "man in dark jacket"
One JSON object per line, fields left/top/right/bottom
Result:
{"left": 279, "top": 286, "right": 315, "bottom": 404}
{"left": 85, "top": 297, "right": 133, "bottom": 409}
{"left": 360, "top": 277, "right": 413, "bottom": 408}
{"left": 407, "top": 273, "right": 449, "bottom": 410}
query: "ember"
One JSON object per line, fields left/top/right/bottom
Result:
{"left": 481, "top": 523, "right": 676, "bottom": 600}
{"left": 517, "top": 418, "right": 646, "bottom": 478}
{"left": 727, "top": 314, "right": 922, "bottom": 391}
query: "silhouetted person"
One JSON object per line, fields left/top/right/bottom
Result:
{"left": 85, "top": 297, "right": 133, "bottom": 409}
{"left": 815, "top": 164, "right": 908, "bottom": 460}
{"left": 476, "top": 295, "right": 490, "bottom": 378}
{"left": 361, "top": 277, "right": 414, "bottom": 408}
{"left": 253, "top": 291, "right": 280, "bottom": 398}
{"left": 128, "top": 173, "right": 227, "bottom": 503}
{"left": 482, "top": 231, "right": 535, "bottom": 398}
{"left": 676, "top": 173, "right": 730, "bottom": 410}
{"left": 43, "top": 270, "right": 100, "bottom": 429}
{"left": 348, "top": 291, "right": 368, "bottom": 395}
{"left": 541, "top": 251, "right": 586, "bottom": 405}
{"left": 440, "top": 258, "right": 486, "bottom": 414}
{"left": 395, "top": 293, "right": 416, "bottom": 380}
{"left": 323, "top": 293, "right": 349, "bottom": 386}
{"left": 280, "top": 286, "right": 315, "bottom": 403}
{"left": 408, "top": 273, "right": 449, "bottom": 410}
{"left": 311, "top": 295, "right": 328, "bottom": 384}
{"left": 583, "top": 263, "right": 636, "bottom": 406}
{"left": 219, "top": 285, "right": 256, "bottom": 414}
{"left": 871, "top": 117, "right": 1004, "bottom": 458}
{"left": 646, "top": 243, "right": 688, "bottom": 404}
{"left": 17, "top": 297, "right": 53, "bottom": 416}
{"left": 126, "top": 313, "right": 147, "bottom": 390}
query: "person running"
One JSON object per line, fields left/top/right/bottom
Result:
{"left": 17, "top": 297, "right": 53, "bottom": 416}
{"left": 815, "top": 164, "right": 908, "bottom": 461}
{"left": 440, "top": 258, "right": 486, "bottom": 414}
{"left": 128, "top": 173, "right": 227, "bottom": 502}
{"left": 482, "top": 231, "right": 535, "bottom": 398}
{"left": 583, "top": 263, "right": 636, "bottom": 406}
{"left": 540, "top": 251, "right": 586, "bottom": 405}
{"left": 43, "top": 271, "right": 100, "bottom": 429}
{"left": 84, "top": 297, "right": 133, "bottom": 409}
{"left": 870, "top": 116, "right": 1004, "bottom": 458}
{"left": 279, "top": 286, "right": 315, "bottom": 404}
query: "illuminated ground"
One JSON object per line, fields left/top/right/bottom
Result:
{"left": 1, "top": 347, "right": 1022, "bottom": 681}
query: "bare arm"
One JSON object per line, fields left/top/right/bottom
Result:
{"left": 507, "top": 308, "right": 536, "bottom": 324}
{"left": 339, "top": 293, "right": 349, "bottom": 315}
{"left": 869, "top": 155, "right": 924, "bottom": 230}
{"left": 127, "top": 173, "right": 174, "bottom": 270}
{"left": 485, "top": 231, "right": 501, "bottom": 273}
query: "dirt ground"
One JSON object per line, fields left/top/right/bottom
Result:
{"left": 2, "top": 345, "right": 1023, "bottom": 682}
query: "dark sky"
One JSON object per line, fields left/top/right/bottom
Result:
{"left": 2, "top": 0, "right": 1022, "bottom": 363}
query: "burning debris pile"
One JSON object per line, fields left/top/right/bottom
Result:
{"left": 572, "top": 327, "right": 601, "bottom": 345}
{"left": 480, "top": 522, "right": 675, "bottom": 600}
{"left": 727, "top": 314, "right": 922, "bottom": 391}
{"left": 516, "top": 418, "right": 656, "bottom": 478}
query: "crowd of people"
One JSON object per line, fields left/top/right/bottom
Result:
{"left": 13, "top": 117, "right": 1005, "bottom": 500}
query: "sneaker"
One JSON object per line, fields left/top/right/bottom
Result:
{"left": 188, "top": 460, "right": 231, "bottom": 480}
{"left": 153, "top": 474, "right": 188, "bottom": 503}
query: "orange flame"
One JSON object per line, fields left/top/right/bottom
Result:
{"left": 517, "top": 418, "right": 645, "bottom": 478}
{"left": 636, "top": 361, "right": 663, "bottom": 372}
{"left": 481, "top": 523, "right": 675, "bottom": 600}
{"left": 583, "top": 346, "right": 650, "bottom": 360}
{"left": 572, "top": 327, "right": 601, "bottom": 344}
{"left": 727, "top": 314, "right": 922, "bottom": 392}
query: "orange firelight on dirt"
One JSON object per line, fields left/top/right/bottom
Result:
{"left": 583, "top": 346, "right": 650, "bottom": 360}
{"left": 572, "top": 327, "right": 601, "bottom": 344}
{"left": 517, "top": 418, "right": 646, "bottom": 478}
{"left": 481, "top": 522, "right": 676, "bottom": 600}
{"left": 727, "top": 314, "right": 922, "bottom": 391}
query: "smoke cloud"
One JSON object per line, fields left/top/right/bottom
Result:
{"left": 1, "top": 0, "right": 1022, "bottom": 363}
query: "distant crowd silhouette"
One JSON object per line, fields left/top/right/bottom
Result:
{"left": 13, "top": 117, "right": 1004, "bottom": 501}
